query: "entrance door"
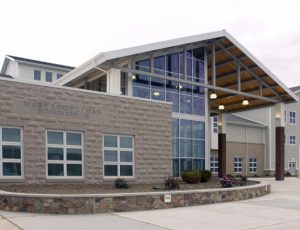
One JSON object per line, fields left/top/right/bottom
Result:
{"left": 288, "top": 162, "right": 296, "bottom": 176}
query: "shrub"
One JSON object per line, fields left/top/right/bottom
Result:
{"left": 200, "top": 170, "right": 212, "bottom": 182}
{"left": 236, "top": 175, "right": 247, "bottom": 186}
{"left": 220, "top": 175, "right": 233, "bottom": 188}
{"left": 181, "top": 170, "right": 201, "bottom": 184}
{"left": 285, "top": 172, "right": 292, "bottom": 177}
{"left": 164, "top": 176, "right": 180, "bottom": 190}
{"left": 114, "top": 178, "right": 129, "bottom": 189}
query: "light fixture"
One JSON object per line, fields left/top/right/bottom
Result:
{"left": 132, "top": 75, "right": 136, "bottom": 80}
{"left": 242, "top": 99, "right": 249, "bottom": 106}
{"left": 179, "top": 84, "right": 183, "bottom": 89}
{"left": 153, "top": 91, "right": 160, "bottom": 96}
{"left": 218, "top": 105, "right": 225, "bottom": 110}
{"left": 210, "top": 92, "right": 217, "bottom": 99}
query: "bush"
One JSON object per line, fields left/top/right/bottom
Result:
{"left": 285, "top": 172, "right": 292, "bottom": 177}
{"left": 200, "top": 170, "right": 212, "bottom": 182}
{"left": 114, "top": 178, "right": 129, "bottom": 189}
{"left": 181, "top": 170, "right": 201, "bottom": 184}
{"left": 164, "top": 176, "right": 180, "bottom": 190}
{"left": 236, "top": 175, "right": 247, "bottom": 186}
{"left": 220, "top": 175, "right": 233, "bottom": 188}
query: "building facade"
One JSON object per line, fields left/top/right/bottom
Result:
{"left": 210, "top": 114, "right": 266, "bottom": 176}
{"left": 0, "top": 30, "right": 296, "bottom": 183}
{"left": 0, "top": 55, "right": 74, "bottom": 83}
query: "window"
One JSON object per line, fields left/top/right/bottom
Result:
{"left": 132, "top": 49, "right": 205, "bottom": 116}
{"left": 46, "top": 71, "right": 53, "bottom": 82}
{"left": 210, "top": 155, "right": 218, "bottom": 173}
{"left": 213, "top": 116, "right": 218, "bottom": 133}
{"left": 0, "top": 127, "right": 22, "bottom": 178}
{"left": 57, "top": 73, "right": 63, "bottom": 80}
{"left": 46, "top": 130, "right": 83, "bottom": 178}
{"left": 289, "top": 111, "right": 296, "bottom": 124}
{"left": 103, "top": 135, "right": 134, "bottom": 178}
{"left": 249, "top": 157, "right": 257, "bottom": 173}
{"left": 234, "top": 157, "right": 243, "bottom": 173}
{"left": 172, "top": 118, "right": 205, "bottom": 177}
{"left": 34, "top": 70, "right": 41, "bottom": 81}
{"left": 289, "top": 135, "right": 296, "bottom": 145}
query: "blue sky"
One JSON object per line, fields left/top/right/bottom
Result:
{"left": 1, "top": 0, "right": 300, "bottom": 86}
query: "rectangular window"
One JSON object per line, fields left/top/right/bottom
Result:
{"left": 57, "top": 73, "right": 63, "bottom": 80}
{"left": 289, "top": 135, "right": 296, "bottom": 145}
{"left": 210, "top": 155, "right": 218, "bottom": 173}
{"left": 46, "top": 72, "right": 53, "bottom": 82}
{"left": 234, "top": 157, "right": 243, "bottom": 173}
{"left": 213, "top": 116, "right": 218, "bottom": 133}
{"left": 132, "top": 49, "right": 205, "bottom": 116}
{"left": 34, "top": 70, "right": 41, "bottom": 81}
{"left": 46, "top": 130, "right": 83, "bottom": 178}
{"left": 289, "top": 111, "right": 296, "bottom": 124}
{"left": 0, "top": 127, "right": 22, "bottom": 178}
{"left": 103, "top": 134, "right": 134, "bottom": 178}
{"left": 249, "top": 157, "right": 257, "bottom": 173}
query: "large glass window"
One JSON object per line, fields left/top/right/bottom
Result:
{"left": 0, "top": 127, "right": 22, "bottom": 178}
{"left": 46, "top": 130, "right": 83, "bottom": 178}
{"left": 132, "top": 49, "right": 205, "bottom": 116}
{"left": 173, "top": 119, "right": 205, "bottom": 176}
{"left": 103, "top": 135, "right": 134, "bottom": 178}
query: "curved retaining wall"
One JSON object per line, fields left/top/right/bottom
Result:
{"left": 0, "top": 181, "right": 270, "bottom": 214}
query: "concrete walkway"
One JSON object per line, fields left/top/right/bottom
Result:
{"left": 1, "top": 178, "right": 300, "bottom": 230}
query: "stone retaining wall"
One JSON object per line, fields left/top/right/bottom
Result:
{"left": 0, "top": 181, "right": 271, "bottom": 214}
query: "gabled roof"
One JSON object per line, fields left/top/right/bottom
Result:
{"left": 227, "top": 114, "right": 266, "bottom": 128}
{"left": 1, "top": 55, "right": 74, "bottom": 74}
{"left": 54, "top": 30, "right": 298, "bottom": 112}
{"left": 290, "top": 85, "right": 300, "bottom": 93}
{"left": 7, "top": 55, "right": 75, "bottom": 70}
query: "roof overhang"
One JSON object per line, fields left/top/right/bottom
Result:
{"left": 54, "top": 30, "right": 298, "bottom": 113}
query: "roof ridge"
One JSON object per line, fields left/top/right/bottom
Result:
{"left": 7, "top": 55, "right": 75, "bottom": 70}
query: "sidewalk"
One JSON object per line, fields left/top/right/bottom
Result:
{"left": 1, "top": 178, "right": 300, "bottom": 230}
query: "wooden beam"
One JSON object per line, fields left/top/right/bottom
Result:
{"left": 215, "top": 41, "right": 282, "bottom": 99}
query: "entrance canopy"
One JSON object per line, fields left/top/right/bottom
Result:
{"left": 55, "top": 30, "right": 297, "bottom": 113}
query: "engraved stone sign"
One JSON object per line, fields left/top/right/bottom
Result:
{"left": 12, "top": 99, "right": 109, "bottom": 121}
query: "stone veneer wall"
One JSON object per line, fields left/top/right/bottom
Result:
{"left": 0, "top": 79, "right": 172, "bottom": 184}
{"left": 0, "top": 182, "right": 271, "bottom": 214}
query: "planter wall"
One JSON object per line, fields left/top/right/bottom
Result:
{"left": 0, "top": 181, "right": 270, "bottom": 214}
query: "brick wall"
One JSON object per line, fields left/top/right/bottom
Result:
{"left": 0, "top": 79, "right": 173, "bottom": 184}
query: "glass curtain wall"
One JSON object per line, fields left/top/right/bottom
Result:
{"left": 132, "top": 47, "right": 206, "bottom": 176}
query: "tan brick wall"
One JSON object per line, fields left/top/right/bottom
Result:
{"left": 0, "top": 79, "right": 173, "bottom": 184}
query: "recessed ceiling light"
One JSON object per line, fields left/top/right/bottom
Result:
{"left": 210, "top": 92, "right": 217, "bottom": 99}
{"left": 242, "top": 99, "right": 249, "bottom": 105}
{"left": 218, "top": 105, "right": 225, "bottom": 110}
